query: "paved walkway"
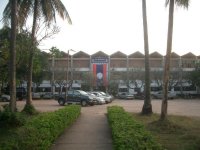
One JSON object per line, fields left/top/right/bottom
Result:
{"left": 2, "top": 99, "right": 199, "bottom": 149}
{"left": 50, "top": 106, "right": 113, "bottom": 150}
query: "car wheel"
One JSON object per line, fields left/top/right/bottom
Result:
{"left": 81, "top": 101, "right": 87, "bottom": 106}
{"left": 58, "top": 98, "right": 65, "bottom": 106}
{"left": 90, "top": 103, "right": 94, "bottom": 106}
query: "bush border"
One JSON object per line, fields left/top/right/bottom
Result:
{"left": 107, "top": 106, "right": 163, "bottom": 150}
{"left": 1, "top": 105, "right": 81, "bottom": 150}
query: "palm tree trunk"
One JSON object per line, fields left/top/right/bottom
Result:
{"left": 160, "top": 0, "right": 174, "bottom": 120}
{"left": 9, "top": 0, "right": 17, "bottom": 112}
{"left": 26, "top": 0, "right": 39, "bottom": 106}
{"left": 141, "top": 0, "right": 152, "bottom": 114}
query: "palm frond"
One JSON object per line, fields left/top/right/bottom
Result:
{"left": 18, "top": 0, "right": 33, "bottom": 28}
{"left": 2, "top": 1, "right": 11, "bottom": 26}
{"left": 2, "top": 0, "right": 34, "bottom": 29}
{"left": 165, "top": 0, "right": 170, "bottom": 7}
{"left": 165, "top": 0, "right": 190, "bottom": 9}
{"left": 40, "top": 0, "right": 55, "bottom": 24}
{"left": 175, "top": 0, "right": 190, "bottom": 9}
{"left": 51, "top": 0, "right": 72, "bottom": 24}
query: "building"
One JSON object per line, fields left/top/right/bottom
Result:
{"left": 49, "top": 51, "right": 200, "bottom": 92}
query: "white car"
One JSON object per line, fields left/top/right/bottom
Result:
{"left": 152, "top": 91, "right": 176, "bottom": 99}
{"left": 91, "top": 92, "right": 112, "bottom": 103}
{"left": 99, "top": 92, "right": 114, "bottom": 101}
{"left": 87, "top": 92, "right": 106, "bottom": 105}
{"left": 1, "top": 94, "right": 10, "bottom": 102}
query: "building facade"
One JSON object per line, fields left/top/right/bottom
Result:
{"left": 49, "top": 51, "right": 199, "bottom": 91}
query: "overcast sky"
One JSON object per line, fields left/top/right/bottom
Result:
{"left": 0, "top": 0, "right": 200, "bottom": 56}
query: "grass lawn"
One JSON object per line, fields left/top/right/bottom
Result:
{"left": 132, "top": 113, "right": 200, "bottom": 150}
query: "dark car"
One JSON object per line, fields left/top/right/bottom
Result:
{"left": 1, "top": 87, "right": 26, "bottom": 101}
{"left": 16, "top": 87, "right": 26, "bottom": 100}
{"left": 56, "top": 90, "right": 96, "bottom": 106}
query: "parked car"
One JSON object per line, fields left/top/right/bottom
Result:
{"left": 0, "top": 94, "right": 10, "bottom": 102}
{"left": 42, "top": 92, "right": 53, "bottom": 99}
{"left": 151, "top": 91, "right": 176, "bottom": 99}
{"left": 56, "top": 90, "right": 96, "bottom": 106}
{"left": 32, "top": 92, "right": 41, "bottom": 99}
{"left": 98, "top": 92, "right": 114, "bottom": 101}
{"left": 91, "top": 91, "right": 112, "bottom": 103}
{"left": 87, "top": 92, "right": 106, "bottom": 105}
{"left": 16, "top": 87, "right": 26, "bottom": 100}
{"left": 1, "top": 87, "right": 26, "bottom": 101}
{"left": 118, "top": 93, "right": 134, "bottom": 100}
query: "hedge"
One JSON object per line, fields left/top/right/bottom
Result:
{"left": 107, "top": 106, "right": 163, "bottom": 150}
{"left": 1, "top": 105, "right": 81, "bottom": 150}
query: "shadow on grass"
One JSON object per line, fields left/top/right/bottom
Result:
{"left": 132, "top": 113, "right": 200, "bottom": 150}
{"left": 147, "top": 119, "right": 185, "bottom": 134}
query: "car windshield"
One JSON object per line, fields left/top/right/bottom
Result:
{"left": 100, "top": 92, "right": 106, "bottom": 95}
{"left": 79, "top": 90, "right": 88, "bottom": 95}
{"left": 97, "top": 92, "right": 103, "bottom": 96}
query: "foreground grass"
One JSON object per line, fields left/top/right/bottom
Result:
{"left": 132, "top": 113, "right": 200, "bottom": 150}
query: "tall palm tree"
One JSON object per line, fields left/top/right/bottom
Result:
{"left": 141, "top": 0, "right": 152, "bottom": 114}
{"left": 3, "top": 0, "right": 72, "bottom": 110}
{"left": 9, "top": 0, "right": 17, "bottom": 112}
{"left": 161, "top": 0, "right": 189, "bottom": 120}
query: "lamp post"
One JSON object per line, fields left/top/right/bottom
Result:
{"left": 51, "top": 56, "right": 55, "bottom": 95}
{"left": 67, "top": 49, "right": 76, "bottom": 87}
{"left": 65, "top": 49, "right": 76, "bottom": 99}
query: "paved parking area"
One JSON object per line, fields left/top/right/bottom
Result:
{"left": 1, "top": 99, "right": 200, "bottom": 117}
{"left": 82, "top": 99, "right": 200, "bottom": 117}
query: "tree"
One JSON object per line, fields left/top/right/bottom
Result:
{"left": 161, "top": 0, "right": 189, "bottom": 120}
{"left": 0, "top": 27, "right": 50, "bottom": 86}
{"left": 49, "top": 46, "right": 65, "bottom": 58}
{"left": 0, "top": 27, "right": 10, "bottom": 90}
{"left": 188, "top": 61, "right": 200, "bottom": 87}
{"left": 9, "top": 0, "right": 17, "bottom": 112}
{"left": 141, "top": 0, "right": 152, "bottom": 114}
{"left": 32, "top": 49, "right": 51, "bottom": 83}
{"left": 3, "top": 0, "right": 72, "bottom": 112}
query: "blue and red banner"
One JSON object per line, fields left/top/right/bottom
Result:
{"left": 93, "top": 64, "right": 107, "bottom": 86}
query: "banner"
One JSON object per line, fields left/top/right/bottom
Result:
{"left": 93, "top": 64, "right": 107, "bottom": 86}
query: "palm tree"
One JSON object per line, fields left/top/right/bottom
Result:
{"left": 9, "top": 0, "right": 17, "bottom": 112}
{"left": 3, "top": 0, "right": 72, "bottom": 111}
{"left": 161, "top": 0, "right": 189, "bottom": 120}
{"left": 141, "top": 0, "right": 152, "bottom": 114}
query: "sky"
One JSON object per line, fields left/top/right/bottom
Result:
{"left": 0, "top": 0, "right": 200, "bottom": 56}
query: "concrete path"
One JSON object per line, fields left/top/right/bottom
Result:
{"left": 50, "top": 106, "right": 113, "bottom": 150}
{"left": 2, "top": 99, "right": 200, "bottom": 149}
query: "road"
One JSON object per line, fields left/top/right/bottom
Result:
{"left": 1, "top": 99, "right": 200, "bottom": 117}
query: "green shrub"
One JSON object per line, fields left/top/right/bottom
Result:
{"left": 0, "top": 105, "right": 26, "bottom": 128}
{"left": 107, "top": 106, "right": 163, "bottom": 150}
{"left": 1, "top": 105, "right": 81, "bottom": 150}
